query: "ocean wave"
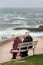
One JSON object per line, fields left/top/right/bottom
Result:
{"left": 30, "top": 32, "right": 43, "bottom": 37}
{"left": 0, "top": 29, "right": 43, "bottom": 41}
{"left": 0, "top": 16, "right": 26, "bottom": 23}
{"left": 35, "top": 13, "right": 43, "bottom": 16}
{"left": 8, "top": 17, "right": 26, "bottom": 22}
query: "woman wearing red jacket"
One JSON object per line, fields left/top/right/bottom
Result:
{"left": 11, "top": 36, "right": 22, "bottom": 59}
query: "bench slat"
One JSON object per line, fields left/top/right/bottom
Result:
{"left": 18, "top": 41, "right": 38, "bottom": 46}
{"left": 18, "top": 42, "right": 37, "bottom": 49}
{"left": 11, "top": 50, "right": 28, "bottom": 52}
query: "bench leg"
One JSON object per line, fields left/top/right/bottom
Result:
{"left": 33, "top": 48, "right": 35, "bottom": 55}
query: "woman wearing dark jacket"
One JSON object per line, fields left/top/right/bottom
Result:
{"left": 11, "top": 36, "right": 22, "bottom": 59}
{"left": 21, "top": 32, "right": 33, "bottom": 57}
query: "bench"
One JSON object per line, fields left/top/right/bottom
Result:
{"left": 11, "top": 41, "right": 38, "bottom": 60}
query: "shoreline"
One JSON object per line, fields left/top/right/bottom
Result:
{"left": 0, "top": 35, "right": 17, "bottom": 46}
{"left": 0, "top": 35, "right": 43, "bottom": 46}
{"left": 0, "top": 30, "right": 43, "bottom": 41}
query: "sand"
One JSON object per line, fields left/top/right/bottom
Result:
{"left": 0, "top": 37, "right": 43, "bottom": 63}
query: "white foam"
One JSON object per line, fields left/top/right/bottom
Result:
{"left": 30, "top": 32, "right": 43, "bottom": 37}
{"left": 0, "top": 29, "right": 43, "bottom": 41}
{"left": 0, "top": 29, "right": 29, "bottom": 40}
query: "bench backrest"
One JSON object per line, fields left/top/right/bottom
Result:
{"left": 11, "top": 41, "right": 38, "bottom": 53}
{"left": 17, "top": 41, "right": 38, "bottom": 50}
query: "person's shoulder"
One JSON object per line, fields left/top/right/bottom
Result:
{"left": 30, "top": 36, "right": 33, "bottom": 40}
{"left": 28, "top": 36, "right": 33, "bottom": 39}
{"left": 29, "top": 35, "right": 32, "bottom": 38}
{"left": 27, "top": 36, "right": 31, "bottom": 38}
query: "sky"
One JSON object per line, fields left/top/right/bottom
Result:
{"left": 0, "top": 0, "right": 43, "bottom": 8}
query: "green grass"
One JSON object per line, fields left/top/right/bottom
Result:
{"left": 1, "top": 55, "right": 43, "bottom": 65}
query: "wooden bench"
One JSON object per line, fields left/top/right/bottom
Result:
{"left": 11, "top": 41, "right": 38, "bottom": 59}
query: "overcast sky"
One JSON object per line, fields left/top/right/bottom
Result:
{"left": 0, "top": 0, "right": 43, "bottom": 8}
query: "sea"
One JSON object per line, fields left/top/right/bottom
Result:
{"left": 0, "top": 8, "right": 43, "bottom": 40}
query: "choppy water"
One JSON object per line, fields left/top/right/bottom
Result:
{"left": 0, "top": 8, "right": 43, "bottom": 40}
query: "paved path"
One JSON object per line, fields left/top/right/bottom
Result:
{"left": 0, "top": 37, "right": 43, "bottom": 63}
{"left": 0, "top": 41, "right": 13, "bottom": 63}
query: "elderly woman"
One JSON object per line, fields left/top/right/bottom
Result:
{"left": 11, "top": 36, "right": 22, "bottom": 59}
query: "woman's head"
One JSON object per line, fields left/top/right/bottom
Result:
{"left": 15, "top": 36, "right": 22, "bottom": 41}
{"left": 14, "top": 36, "right": 22, "bottom": 44}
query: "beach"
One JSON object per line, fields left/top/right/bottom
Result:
{"left": 0, "top": 36, "right": 43, "bottom": 63}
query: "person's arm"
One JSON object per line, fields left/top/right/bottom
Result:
{"left": 23, "top": 38, "right": 26, "bottom": 43}
{"left": 31, "top": 36, "right": 33, "bottom": 41}
{"left": 10, "top": 40, "right": 15, "bottom": 53}
{"left": 11, "top": 40, "right": 15, "bottom": 50}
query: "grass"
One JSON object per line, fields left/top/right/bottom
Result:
{"left": 0, "top": 55, "right": 43, "bottom": 65}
